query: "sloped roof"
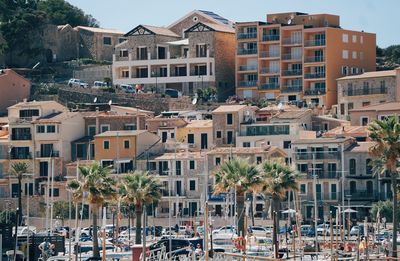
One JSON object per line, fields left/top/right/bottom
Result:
{"left": 213, "top": 105, "right": 248, "bottom": 113}
{"left": 337, "top": 70, "right": 397, "bottom": 81}
{"left": 33, "top": 111, "right": 80, "bottom": 123}
{"left": 185, "top": 120, "right": 212, "bottom": 128}
{"left": 168, "top": 10, "right": 233, "bottom": 29}
{"left": 125, "top": 25, "right": 179, "bottom": 37}
{"left": 185, "top": 22, "right": 235, "bottom": 34}
{"left": 272, "top": 109, "right": 311, "bottom": 120}
{"left": 95, "top": 130, "right": 148, "bottom": 137}
{"left": 76, "top": 26, "right": 125, "bottom": 35}
{"left": 207, "top": 146, "right": 286, "bottom": 157}
{"left": 346, "top": 142, "right": 374, "bottom": 153}
{"left": 324, "top": 126, "right": 369, "bottom": 138}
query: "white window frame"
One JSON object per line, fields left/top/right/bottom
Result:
{"left": 360, "top": 35, "right": 364, "bottom": 44}
{"left": 123, "top": 139, "right": 130, "bottom": 149}
{"left": 352, "top": 51, "right": 357, "bottom": 59}
{"left": 352, "top": 35, "right": 357, "bottom": 43}
{"left": 299, "top": 183, "right": 307, "bottom": 195}
{"left": 88, "top": 125, "right": 96, "bottom": 135}
{"left": 103, "top": 140, "right": 110, "bottom": 150}
{"left": 342, "top": 34, "right": 349, "bottom": 43}
{"left": 342, "top": 50, "right": 349, "bottom": 59}
{"left": 103, "top": 36, "right": 112, "bottom": 46}
{"left": 100, "top": 159, "right": 114, "bottom": 167}
{"left": 360, "top": 116, "right": 369, "bottom": 126}
{"left": 100, "top": 124, "right": 110, "bottom": 133}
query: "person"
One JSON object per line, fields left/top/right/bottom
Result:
{"left": 194, "top": 244, "right": 203, "bottom": 255}
{"left": 38, "top": 238, "right": 54, "bottom": 260}
{"left": 383, "top": 237, "right": 389, "bottom": 257}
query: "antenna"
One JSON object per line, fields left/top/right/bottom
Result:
{"left": 108, "top": 100, "right": 112, "bottom": 106}
{"left": 192, "top": 97, "right": 198, "bottom": 105}
{"left": 93, "top": 97, "right": 97, "bottom": 103}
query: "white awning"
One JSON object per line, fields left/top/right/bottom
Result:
{"left": 115, "top": 159, "right": 132, "bottom": 164}
{"left": 165, "top": 39, "right": 189, "bottom": 45}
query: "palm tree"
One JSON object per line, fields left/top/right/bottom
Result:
{"left": 369, "top": 116, "right": 400, "bottom": 257}
{"left": 67, "top": 163, "right": 117, "bottom": 258}
{"left": 11, "top": 162, "right": 29, "bottom": 225}
{"left": 213, "top": 158, "right": 262, "bottom": 238}
{"left": 260, "top": 161, "right": 298, "bottom": 258}
{"left": 120, "top": 171, "right": 162, "bottom": 244}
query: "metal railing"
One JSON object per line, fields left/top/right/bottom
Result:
{"left": 304, "top": 89, "right": 326, "bottom": 96}
{"left": 304, "top": 39, "right": 326, "bottom": 47}
{"left": 304, "top": 56, "right": 325, "bottom": 63}
{"left": 282, "top": 70, "right": 302, "bottom": 76}
{"left": 35, "top": 151, "right": 60, "bottom": 158}
{"left": 237, "top": 49, "right": 257, "bottom": 55}
{"left": 11, "top": 134, "right": 32, "bottom": 141}
{"left": 282, "top": 38, "right": 302, "bottom": 45}
{"left": 282, "top": 53, "right": 302, "bottom": 60}
{"left": 238, "top": 81, "right": 258, "bottom": 88}
{"left": 237, "top": 32, "right": 257, "bottom": 39}
{"left": 295, "top": 151, "right": 340, "bottom": 160}
{"left": 259, "top": 51, "right": 280, "bottom": 58}
{"left": 343, "top": 87, "right": 387, "bottom": 96}
{"left": 304, "top": 72, "right": 326, "bottom": 79}
{"left": 259, "top": 83, "right": 280, "bottom": 90}
{"left": 238, "top": 65, "right": 258, "bottom": 71}
{"left": 10, "top": 153, "right": 32, "bottom": 160}
{"left": 262, "top": 34, "right": 280, "bottom": 42}
{"left": 259, "top": 67, "right": 279, "bottom": 74}
{"left": 281, "top": 85, "right": 303, "bottom": 93}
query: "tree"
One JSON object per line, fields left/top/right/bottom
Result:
{"left": 260, "top": 161, "right": 298, "bottom": 258}
{"left": 213, "top": 158, "right": 262, "bottom": 238}
{"left": 11, "top": 162, "right": 30, "bottom": 225}
{"left": 370, "top": 200, "right": 400, "bottom": 223}
{"left": 369, "top": 116, "right": 400, "bottom": 257}
{"left": 120, "top": 171, "right": 162, "bottom": 244}
{"left": 67, "top": 163, "right": 117, "bottom": 258}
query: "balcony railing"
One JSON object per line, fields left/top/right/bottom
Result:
{"left": 237, "top": 32, "right": 257, "bottom": 39}
{"left": 10, "top": 153, "right": 32, "bottom": 160}
{"left": 238, "top": 81, "right": 258, "bottom": 88}
{"left": 238, "top": 65, "right": 258, "bottom": 71}
{"left": 282, "top": 53, "right": 302, "bottom": 61}
{"left": 282, "top": 38, "right": 302, "bottom": 45}
{"left": 259, "top": 67, "right": 280, "bottom": 74}
{"left": 304, "top": 72, "right": 326, "bottom": 79}
{"left": 237, "top": 49, "right": 257, "bottom": 55}
{"left": 36, "top": 151, "right": 60, "bottom": 158}
{"left": 281, "top": 85, "right": 303, "bottom": 93}
{"left": 282, "top": 70, "right": 302, "bottom": 76}
{"left": 343, "top": 87, "right": 387, "bottom": 97}
{"left": 259, "top": 51, "right": 280, "bottom": 58}
{"left": 304, "top": 39, "right": 326, "bottom": 47}
{"left": 304, "top": 56, "right": 325, "bottom": 63}
{"left": 306, "top": 171, "right": 338, "bottom": 179}
{"left": 344, "top": 190, "right": 377, "bottom": 200}
{"left": 262, "top": 34, "right": 280, "bottom": 42}
{"left": 259, "top": 83, "right": 280, "bottom": 90}
{"left": 295, "top": 151, "right": 340, "bottom": 160}
{"left": 304, "top": 89, "right": 326, "bottom": 96}
{"left": 11, "top": 134, "right": 32, "bottom": 141}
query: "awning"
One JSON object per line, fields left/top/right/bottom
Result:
{"left": 165, "top": 39, "right": 189, "bottom": 45}
{"left": 115, "top": 159, "right": 132, "bottom": 164}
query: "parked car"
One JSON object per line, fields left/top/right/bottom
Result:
{"left": 93, "top": 81, "right": 108, "bottom": 88}
{"left": 68, "top": 78, "right": 88, "bottom": 88}
{"left": 149, "top": 238, "right": 202, "bottom": 255}
{"left": 350, "top": 225, "right": 365, "bottom": 236}
{"left": 300, "top": 225, "right": 312, "bottom": 236}
{"left": 248, "top": 226, "right": 268, "bottom": 236}
{"left": 306, "top": 227, "right": 316, "bottom": 237}
{"left": 165, "top": 88, "right": 181, "bottom": 98}
{"left": 212, "top": 226, "right": 236, "bottom": 235}
{"left": 316, "top": 224, "right": 330, "bottom": 235}
{"left": 120, "top": 84, "right": 136, "bottom": 93}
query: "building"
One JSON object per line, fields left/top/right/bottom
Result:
{"left": 235, "top": 12, "right": 376, "bottom": 109}
{"left": 112, "top": 10, "right": 236, "bottom": 100}
{"left": 212, "top": 105, "right": 257, "bottom": 147}
{"left": 336, "top": 68, "right": 400, "bottom": 120}
{"left": 0, "top": 70, "right": 31, "bottom": 115}
{"left": 146, "top": 117, "right": 188, "bottom": 143}
{"left": 175, "top": 120, "right": 213, "bottom": 150}
{"left": 349, "top": 102, "right": 400, "bottom": 126}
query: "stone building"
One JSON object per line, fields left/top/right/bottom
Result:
{"left": 0, "top": 69, "right": 31, "bottom": 115}
{"left": 112, "top": 10, "right": 236, "bottom": 100}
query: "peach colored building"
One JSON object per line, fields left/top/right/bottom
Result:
{"left": 235, "top": 12, "right": 376, "bottom": 109}
{"left": 0, "top": 69, "right": 31, "bottom": 115}
{"left": 349, "top": 102, "right": 400, "bottom": 126}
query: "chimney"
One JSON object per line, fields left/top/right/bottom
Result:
{"left": 95, "top": 107, "right": 100, "bottom": 135}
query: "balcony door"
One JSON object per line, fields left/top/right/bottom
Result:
{"left": 40, "top": 144, "right": 53, "bottom": 157}
{"left": 201, "top": 133, "right": 208, "bottom": 149}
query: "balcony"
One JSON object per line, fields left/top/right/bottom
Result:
{"left": 281, "top": 85, "right": 302, "bottom": 93}
{"left": 11, "top": 134, "right": 32, "bottom": 141}
{"left": 304, "top": 39, "right": 326, "bottom": 47}
{"left": 304, "top": 89, "right": 326, "bottom": 96}
{"left": 36, "top": 151, "right": 60, "bottom": 158}
{"left": 237, "top": 49, "right": 257, "bottom": 55}
{"left": 343, "top": 87, "right": 387, "bottom": 97}
{"left": 259, "top": 67, "right": 279, "bottom": 74}
{"left": 259, "top": 83, "right": 280, "bottom": 91}
{"left": 208, "top": 193, "right": 227, "bottom": 202}
{"left": 282, "top": 53, "right": 302, "bottom": 61}
{"left": 10, "top": 153, "right": 32, "bottom": 160}
{"left": 238, "top": 65, "right": 258, "bottom": 71}
{"left": 344, "top": 190, "right": 377, "bottom": 200}
{"left": 282, "top": 70, "right": 302, "bottom": 76}
{"left": 238, "top": 81, "right": 258, "bottom": 88}
{"left": 259, "top": 51, "right": 280, "bottom": 58}
{"left": 262, "top": 34, "right": 280, "bottom": 42}
{"left": 306, "top": 171, "right": 338, "bottom": 179}
{"left": 244, "top": 125, "right": 289, "bottom": 136}
{"left": 295, "top": 151, "right": 340, "bottom": 160}
{"left": 304, "top": 72, "right": 326, "bottom": 79}
{"left": 237, "top": 32, "right": 257, "bottom": 40}
{"left": 304, "top": 56, "right": 325, "bottom": 63}
{"left": 282, "top": 38, "right": 302, "bottom": 45}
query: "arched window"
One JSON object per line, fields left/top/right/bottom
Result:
{"left": 350, "top": 181, "right": 357, "bottom": 193}
{"left": 349, "top": 159, "right": 356, "bottom": 175}
{"left": 366, "top": 181, "right": 373, "bottom": 193}
{"left": 366, "top": 159, "right": 373, "bottom": 175}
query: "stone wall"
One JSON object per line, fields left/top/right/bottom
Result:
{"left": 74, "top": 65, "right": 112, "bottom": 85}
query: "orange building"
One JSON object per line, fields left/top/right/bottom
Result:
{"left": 235, "top": 12, "right": 376, "bottom": 109}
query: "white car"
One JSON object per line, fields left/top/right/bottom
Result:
{"left": 212, "top": 226, "right": 237, "bottom": 235}
{"left": 316, "top": 224, "right": 330, "bottom": 235}
{"left": 249, "top": 226, "right": 269, "bottom": 236}
{"left": 120, "top": 84, "right": 136, "bottom": 93}
{"left": 68, "top": 78, "right": 88, "bottom": 88}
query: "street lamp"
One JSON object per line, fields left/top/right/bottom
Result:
{"left": 346, "top": 195, "right": 352, "bottom": 239}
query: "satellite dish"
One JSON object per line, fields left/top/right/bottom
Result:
{"left": 93, "top": 97, "right": 97, "bottom": 103}
{"left": 277, "top": 102, "right": 283, "bottom": 110}
{"left": 108, "top": 100, "right": 112, "bottom": 106}
{"left": 287, "top": 19, "right": 292, "bottom": 25}
{"left": 192, "top": 97, "right": 198, "bottom": 105}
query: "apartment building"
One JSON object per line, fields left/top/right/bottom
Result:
{"left": 235, "top": 12, "right": 376, "bottom": 109}
{"left": 349, "top": 102, "right": 400, "bottom": 126}
{"left": 0, "top": 69, "right": 31, "bottom": 115}
{"left": 137, "top": 150, "right": 206, "bottom": 217}
{"left": 175, "top": 120, "right": 213, "bottom": 150}
{"left": 112, "top": 10, "right": 236, "bottom": 100}
{"left": 336, "top": 68, "right": 400, "bottom": 119}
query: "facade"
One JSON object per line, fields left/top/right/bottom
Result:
{"left": 349, "top": 102, "right": 400, "bottom": 126}
{"left": 146, "top": 117, "right": 188, "bottom": 143}
{"left": 112, "top": 10, "right": 236, "bottom": 100}
{"left": 235, "top": 12, "right": 376, "bottom": 109}
{"left": 175, "top": 120, "right": 213, "bottom": 150}
{"left": 336, "top": 68, "right": 400, "bottom": 120}
{"left": 0, "top": 70, "right": 31, "bottom": 115}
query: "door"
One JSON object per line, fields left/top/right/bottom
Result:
{"left": 227, "top": 131, "right": 233, "bottom": 145}
{"left": 350, "top": 181, "right": 357, "bottom": 193}
{"left": 40, "top": 161, "right": 49, "bottom": 177}
{"left": 201, "top": 133, "right": 208, "bottom": 149}
{"left": 41, "top": 144, "right": 53, "bottom": 157}
{"left": 176, "top": 180, "right": 182, "bottom": 196}
{"left": 162, "top": 132, "right": 168, "bottom": 143}
{"left": 189, "top": 202, "right": 198, "bottom": 216}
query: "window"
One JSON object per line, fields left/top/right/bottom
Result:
{"left": 283, "top": 141, "right": 291, "bottom": 149}
{"left": 366, "top": 158, "right": 373, "bottom": 175}
{"left": 342, "top": 50, "right": 349, "bottom": 59}
{"left": 362, "top": 101, "right": 370, "bottom": 107}
{"left": 226, "top": 114, "right": 233, "bottom": 125}
{"left": 361, "top": 117, "right": 369, "bottom": 126}
{"left": 216, "top": 131, "right": 222, "bottom": 139}
{"left": 171, "top": 133, "right": 175, "bottom": 139}
{"left": 348, "top": 102, "right": 354, "bottom": 111}
{"left": 102, "top": 160, "right": 113, "bottom": 168}
{"left": 188, "top": 134, "right": 194, "bottom": 144}
{"left": 342, "top": 34, "right": 349, "bottom": 43}
{"left": 189, "top": 160, "right": 195, "bottom": 170}
{"left": 352, "top": 35, "right": 357, "bottom": 43}
{"left": 103, "top": 140, "right": 110, "bottom": 149}
{"left": 120, "top": 49, "right": 128, "bottom": 57}
{"left": 103, "top": 37, "right": 112, "bottom": 45}
{"left": 101, "top": 125, "right": 110, "bottom": 133}
{"left": 341, "top": 66, "right": 348, "bottom": 75}
{"left": 121, "top": 70, "right": 129, "bottom": 78}
{"left": 227, "top": 131, "right": 233, "bottom": 144}
{"left": 51, "top": 188, "right": 60, "bottom": 197}
{"left": 196, "top": 44, "right": 207, "bottom": 57}
{"left": 124, "top": 124, "right": 136, "bottom": 130}
{"left": 46, "top": 125, "right": 56, "bottom": 133}
{"left": 119, "top": 37, "right": 127, "bottom": 43}
{"left": 243, "top": 142, "right": 250, "bottom": 148}
{"left": 331, "top": 184, "right": 337, "bottom": 200}
{"left": 189, "top": 180, "right": 196, "bottom": 191}
{"left": 88, "top": 125, "right": 96, "bottom": 136}
{"left": 215, "top": 157, "right": 221, "bottom": 166}
{"left": 352, "top": 51, "right": 357, "bottom": 59}
{"left": 37, "top": 125, "right": 45, "bottom": 133}
{"left": 349, "top": 159, "right": 356, "bottom": 175}
{"left": 256, "top": 156, "right": 262, "bottom": 164}
{"left": 176, "top": 161, "right": 181, "bottom": 175}
{"left": 137, "top": 47, "right": 148, "bottom": 60}
{"left": 360, "top": 35, "right": 364, "bottom": 44}
{"left": 297, "top": 164, "right": 308, "bottom": 172}
{"left": 300, "top": 184, "right": 306, "bottom": 194}
{"left": 124, "top": 140, "right": 130, "bottom": 149}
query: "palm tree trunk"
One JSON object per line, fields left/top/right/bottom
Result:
{"left": 392, "top": 174, "right": 398, "bottom": 257}
{"left": 18, "top": 177, "right": 22, "bottom": 225}
{"left": 264, "top": 198, "right": 270, "bottom": 220}
{"left": 272, "top": 197, "right": 280, "bottom": 258}
{"left": 92, "top": 206, "right": 100, "bottom": 258}
{"left": 135, "top": 206, "right": 143, "bottom": 244}
{"left": 236, "top": 193, "right": 245, "bottom": 238}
